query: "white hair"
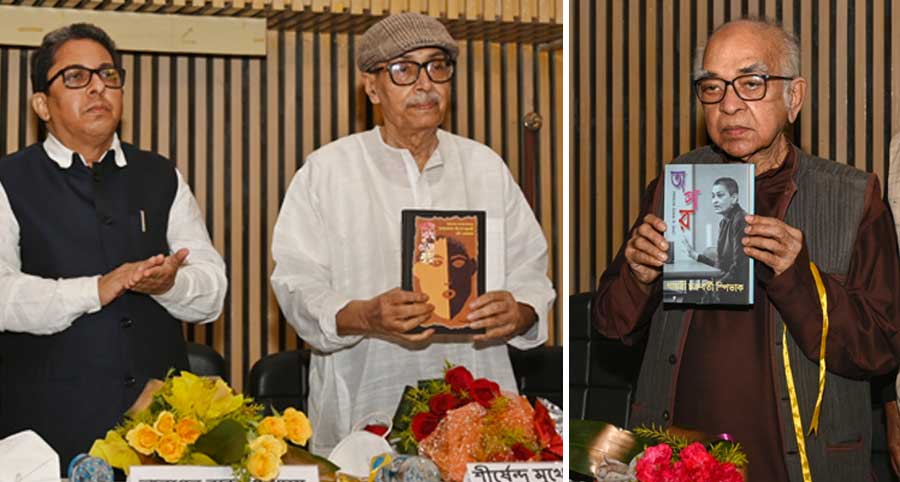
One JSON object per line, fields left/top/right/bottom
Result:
{"left": 693, "top": 17, "right": 800, "bottom": 107}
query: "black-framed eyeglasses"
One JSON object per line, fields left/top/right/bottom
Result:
{"left": 46, "top": 65, "right": 126, "bottom": 91}
{"left": 369, "top": 58, "right": 455, "bottom": 86}
{"left": 693, "top": 73, "right": 794, "bottom": 104}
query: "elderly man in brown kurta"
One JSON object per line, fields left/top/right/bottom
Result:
{"left": 594, "top": 18, "right": 900, "bottom": 482}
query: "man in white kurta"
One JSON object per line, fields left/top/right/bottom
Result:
{"left": 886, "top": 131, "right": 900, "bottom": 474}
{"left": 271, "top": 13, "right": 555, "bottom": 455}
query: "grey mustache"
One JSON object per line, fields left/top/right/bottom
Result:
{"left": 405, "top": 92, "right": 441, "bottom": 107}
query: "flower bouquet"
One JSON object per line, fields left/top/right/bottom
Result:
{"left": 570, "top": 420, "right": 747, "bottom": 482}
{"left": 389, "top": 364, "right": 563, "bottom": 482}
{"left": 630, "top": 426, "right": 746, "bottom": 482}
{"left": 88, "top": 370, "right": 337, "bottom": 482}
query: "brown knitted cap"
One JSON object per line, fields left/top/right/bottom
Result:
{"left": 356, "top": 13, "right": 459, "bottom": 72}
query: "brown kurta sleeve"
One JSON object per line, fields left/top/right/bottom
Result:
{"left": 592, "top": 178, "right": 663, "bottom": 345}
{"left": 766, "top": 175, "right": 900, "bottom": 379}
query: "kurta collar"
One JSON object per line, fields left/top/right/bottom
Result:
{"left": 42, "top": 132, "right": 127, "bottom": 169}
{"left": 373, "top": 126, "right": 445, "bottom": 171}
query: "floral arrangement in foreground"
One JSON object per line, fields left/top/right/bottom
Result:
{"left": 88, "top": 370, "right": 327, "bottom": 482}
{"left": 390, "top": 363, "right": 563, "bottom": 482}
{"left": 631, "top": 425, "right": 747, "bottom": 482}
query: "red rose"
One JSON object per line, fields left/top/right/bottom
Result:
{"left": 445, "top": 366, "right": 474, "bottom": 394}
{"left": 469, "top": 378, "right": 501, "bottom": 407}
{"left": 411, "top": 412, "right": 440, "bottom": 441}
{"left": 428, "top": 393, "right": 460, "bottom": 416}
{"left": 510, "top": 443, "right": 535, "bottom": 461}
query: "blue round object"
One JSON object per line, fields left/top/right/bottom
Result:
{"left": 68, "top": 454, "right": 114, "bottom": 482}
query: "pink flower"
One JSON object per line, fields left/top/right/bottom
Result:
{"left": 642, "top": 444, "right": 673, "bottom": 466}
{"left": 669, "top": 461, "right": 692, "bottom": 482}
{"left": 712, "top": 462, "right": 744, "bottom": 482}
{"left": 679, "top": 442, "right": 718, "bottom": 480}
{"left": 635, "top": 444, "right": 674, "bottom": 482}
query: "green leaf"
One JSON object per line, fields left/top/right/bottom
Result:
{"left": 707, "top": 441, "right": 749, "bottom": 468}
{"left": 192, "top": 419, "right": 248, "bottom": 465}
{"left": 284, "top": 445, "right": 339, "bottom": 477}
{"left": 632, "top": 424, "right": 688, "bottom": 453}
{"left": 568, "top": 420, "right": 642, "bottom": 477}
{"left": 391, "top": 385, "right": 419, "bottom": 433}
{"left": 184, "top": 452, "right": 218, "bottom": 466}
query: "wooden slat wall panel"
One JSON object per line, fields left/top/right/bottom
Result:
{"left": 4, "top": 0, "right": 563, "bottom": 22}
{"left": 0, "top": 23, "right": 562, "bottom": 389}
{"left": 571, "top": 0, "right": 899, "bottom": 296}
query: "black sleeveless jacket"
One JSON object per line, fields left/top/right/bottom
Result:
{"left": 0, "top": 142, "right": 189, "bottom": 470}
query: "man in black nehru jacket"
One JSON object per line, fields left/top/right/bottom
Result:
{"left": 0, "top": 23, "right": 226, "bottom": 470}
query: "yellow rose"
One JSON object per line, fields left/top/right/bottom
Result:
{"left": 155, "top": 432, "right": 187, "bottom": 463}
{"left": 249, "top": 434, "right": 287, "bottom": 458}
{"left": 282, "top": 408, "right": 313, "bottom": 446}
{"left": 175, "top": 417, "right": 205, "bottom": 444}
{"left": 154, "top": 411, "right": 176, "bottom": 435}
{"left": 257, "top": 416, "right": 288, "bottom": 439}
{"left": 125, "top": 423, "right": 161, "bottom": 455}
{"left": 247, "top": 449, "right": 281, "bottom": 481}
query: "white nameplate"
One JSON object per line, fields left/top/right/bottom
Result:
{"left": 463, "top": 462, "right": 563, "bottom": 482}
{"left": 127, "top": 465, "right": 319, "bottom": 482}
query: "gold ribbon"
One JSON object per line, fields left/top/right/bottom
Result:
{"left": 807, "top": 261, "right": 829, "bottom": 435}
{"left": 782, "top": 261, "right": 829, "bottom": 482}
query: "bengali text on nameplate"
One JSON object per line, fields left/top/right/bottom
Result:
{"left": 463, "top": 462, "right": 563, "bottom": 482}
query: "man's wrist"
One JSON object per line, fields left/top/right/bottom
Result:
{"left": 336, "top": 300, "right": 370, "bottom": 336}
{"left": 516, "top": 302, "right": 537, "bottom": 334}
{"left": 97, "top": 272, "right": 120, "bottom": 306}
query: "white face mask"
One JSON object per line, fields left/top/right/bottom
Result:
{"left": 328, "top": 431, "right": 393, "bottom": 478}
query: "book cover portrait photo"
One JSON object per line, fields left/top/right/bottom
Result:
{"left": 663, "top": 164, "right": 755, "bottom": 305}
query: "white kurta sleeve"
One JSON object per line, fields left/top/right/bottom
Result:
{"left": 151, "top": 169, "right": 227, "bottom": 323}
{"left": 501, "top": 165, "right": 555, "bottom": 350}
{"left": 888, "top": 133, "right": 900, "bottom": 245}
{"left": 0, "top": 182, "right": 102, "bottom": 335}
{"left": 271, "top": 164, "right": 363, "bottom": 353}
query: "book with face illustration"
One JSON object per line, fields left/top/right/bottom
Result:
{"left": 401, "top": 210, "right": 486, "bottom": 334}
{"left": 662, "top": 163, "right": 755, "bottom": 305}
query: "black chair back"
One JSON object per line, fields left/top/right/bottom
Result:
{"left": 509, "top": 345, "right": 562, "bottom": 408}
{"left": 186, "top": 342, "right": 227, "bottom": 380}
{"left": 247, "top": 349, "right": 310, "bottom": 413}
{"left": 569, "top": 292, "right": 645, "bottom": 426}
